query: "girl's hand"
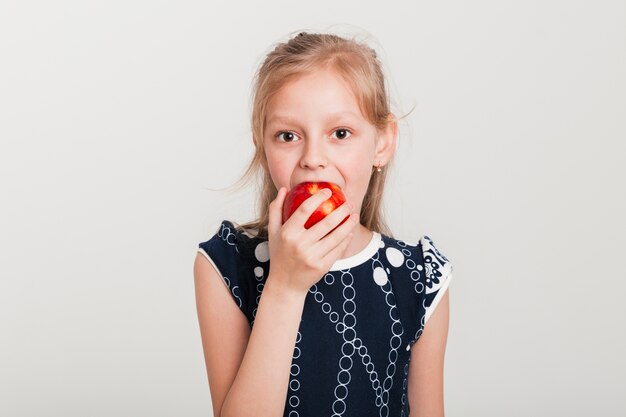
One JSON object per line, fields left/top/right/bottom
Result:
{"left": 266, "top": 186, "right": 360, "bottom": 297}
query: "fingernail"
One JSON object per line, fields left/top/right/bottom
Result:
{"left": 347, "top": 201, "right": 353, "bottom": 209}
{"left": 324, "top": 188, "right": 332, "bottom": 197}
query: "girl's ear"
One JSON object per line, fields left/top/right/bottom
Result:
{"left": 375, "top": 113, "right": 398, "bottom": 164}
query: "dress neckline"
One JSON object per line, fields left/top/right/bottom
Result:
{"left": 329, "top": 231, "right": 382, "bottom": 271}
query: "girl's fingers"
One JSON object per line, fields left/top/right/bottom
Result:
{"left": 320, "top": 227, "right": 356, "bottom": 267}
{"left": 287, "top": 188, "right": 333, "bottom": 228}
{"left": 268, "top": 187, "right": 287, "bottom": 235}
{"left": 306, "top": 199, "right": 354, "bottom": 243}
{"left": 315, "top": 209, "right": 360, "bottom": 257}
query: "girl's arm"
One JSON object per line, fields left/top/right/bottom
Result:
{"left": 194, "top": 252, "right": 251, "bottom": 417}
{"left": 194, "top": 252, "right": 306, "bottom": 417}
{"left": 407, "top": 289, "right": 450, "bottom": 417}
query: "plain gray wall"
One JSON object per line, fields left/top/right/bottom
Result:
{"left": 1, "top": 0, "right": 624, "bottom": 416}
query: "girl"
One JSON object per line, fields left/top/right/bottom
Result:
{"left": 194, "top": 31, "right": 453, "bottom": 417}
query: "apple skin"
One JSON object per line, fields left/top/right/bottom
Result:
{"left": 282, "top": 181, "right": 350, "bottom": 231}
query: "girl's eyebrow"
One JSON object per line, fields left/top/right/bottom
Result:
{"left": 266, "top": 111, "right": 361, "bottom": 126}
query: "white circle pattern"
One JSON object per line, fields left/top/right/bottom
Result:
{"left": 303, "top": 252, "right": 405, "bottom": 417}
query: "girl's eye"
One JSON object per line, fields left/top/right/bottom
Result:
{"left": 276, "top": 131, "right": 300, "bottom": 142}
{"left": 331, "top": 129, "right": 352, "bottom": 140}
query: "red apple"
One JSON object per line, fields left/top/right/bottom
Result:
{"left": 282, "top": 182, "right": 350, "bottom": 231}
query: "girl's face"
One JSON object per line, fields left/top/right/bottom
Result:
{"left": 262, "top": 68, "right": 396, "bottom": 214}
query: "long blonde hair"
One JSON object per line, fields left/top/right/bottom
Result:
{"left": 220, "top": 31, "right": 412, "bottom": 240}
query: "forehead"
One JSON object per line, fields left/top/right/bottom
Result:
{"left": 265, "top": 68, "right": 366, "bottom": 123}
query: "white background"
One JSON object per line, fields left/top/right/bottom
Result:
{"left": 1, "top": 1, "right": 624, "bottom": 416}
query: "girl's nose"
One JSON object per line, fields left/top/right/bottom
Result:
{"left": 299, "top": 138, "right": 327, "bottom": 169}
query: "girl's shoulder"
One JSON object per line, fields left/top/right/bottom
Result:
{"left": 198, "top": 219, "right": 267, "bottom": 260}
{"left": 196, "top": 219, "right": 269, "bottom": 327}
{"left": 412, "top": 234, "right": 453, "bottom": 324}
{"left": 381, "top": 232, "right": 453, "bottom": 269}
{"left": 418, "top": 235, "right": 453, "bottom": 270}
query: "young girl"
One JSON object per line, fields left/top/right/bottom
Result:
{"left": 194, "top": 31, "right": 453, "bottom": 417}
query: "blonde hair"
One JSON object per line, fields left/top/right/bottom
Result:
{"left": 222, "top": 30, "right": 413, "bottom": 240}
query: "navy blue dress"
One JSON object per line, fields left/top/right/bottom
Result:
{"left": 197, "top": 220, "right": 453, "bottom": 417}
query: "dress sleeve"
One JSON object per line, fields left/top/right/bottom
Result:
{"left": 420, "top": 235, "right": 453, "bottom": 325}
{"left": 197, "top": 222, "right": 254, "bottom": 325}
